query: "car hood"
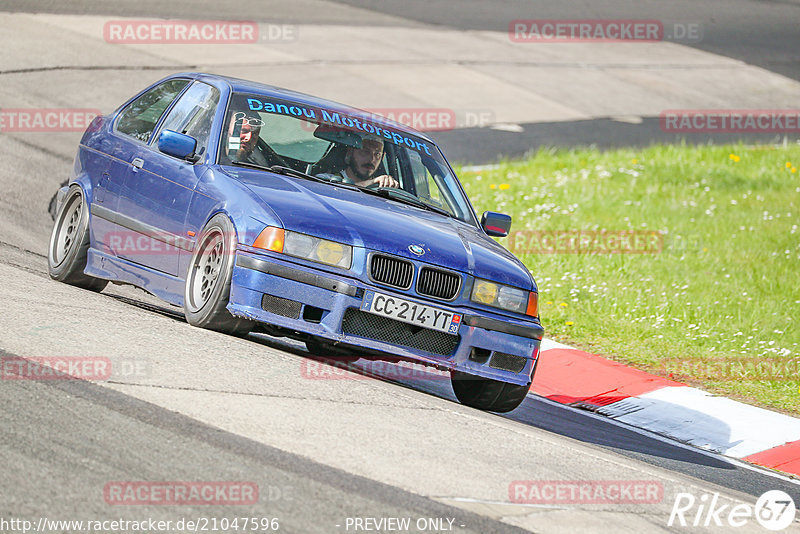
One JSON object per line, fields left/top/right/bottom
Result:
{"left": 230, "top": 169, "right": 534, "bottom": 290}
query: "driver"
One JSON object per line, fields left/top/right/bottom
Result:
{"left": 324, "top": 136, "right": 399, "bottom": 188}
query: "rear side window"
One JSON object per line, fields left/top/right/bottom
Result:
{"left": 116, "top": 79, "right": 190, "bottom": 143}
{"left": 155, "top": 81, "right": 220, "bottom": 158}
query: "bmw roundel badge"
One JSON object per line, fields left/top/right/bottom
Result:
{"left": 408, "top": 244, "right": 425, "bottom": 256}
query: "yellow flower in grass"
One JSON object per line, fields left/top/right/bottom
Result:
{"left": 729, "top": 153, "right": 740, "bottom": 162}
{"left": 786, "top": 161, "right": 792, "bottom": 168}
{"left": 559, "top": 302, "right": 568, "bottom": 307}
{"left": 499, "top": 183, "right": 510, "bottom": 190}
{"left": 546, "top": 301, "right": 553, "bottom": 305}
{"left": 490, "top": 184, "right": 497, "bottom": 189}
{"left": 793, "top": 168, "right": 798, "bottom": 174}
{"left": 631, "top": 159, "right": 638, "bottom": 165}
{"left": 565, "top": 321, "right": 574, "bottom": 326}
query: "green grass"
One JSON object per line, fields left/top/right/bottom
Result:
{"left": 457, "top": 143, "right": 800, "bottom": 415}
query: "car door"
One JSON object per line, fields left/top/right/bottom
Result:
{"left": 90, "top": 78, "right": 190, "bottom": 257}
{"left": 116, "top": 81, "right": 220, "bottom": 277}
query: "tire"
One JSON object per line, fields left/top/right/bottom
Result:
{"left": 450, "top": 370, "right": 531, "bottom": 413}
{"left": 47, "top": 185, "right": 108, "bottom": 292}
{"left": 48, "top": 179, "right": 69, "bottom": 221}
{"left": 184, "top": 213, "right": 252, "bottom": 336}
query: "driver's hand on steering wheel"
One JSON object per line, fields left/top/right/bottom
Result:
{"left": 363, "top": 174, "right": 399, "bottom": 188}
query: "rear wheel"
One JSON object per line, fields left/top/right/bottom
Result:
{"left": 47, "top": 185, "right": 108, "bottom": 291}
{"left": 450, "top": 370, "right": 531, "bottom": 413}
{"left": 184, "top": 214, "right": 252, "bottom": 336}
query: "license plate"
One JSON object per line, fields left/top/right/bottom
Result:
{"left": 361, "top": 291, "right": 462, "bottom": 335}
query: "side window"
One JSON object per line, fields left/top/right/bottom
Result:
{"left": 155, "top": 82, "right": 220, "bottom": 158}
{"left": 407, "top": 149, "right": 442, "bottom": 205}
{"left": 115, "top": 79, "right": 189, "bottom": 143}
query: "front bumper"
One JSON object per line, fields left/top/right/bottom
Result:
{"left": 228, "top": 250, "right": 544, "bottom": 386}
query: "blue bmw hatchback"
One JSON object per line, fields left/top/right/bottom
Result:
{"left": 48, "top": 72, "right": 544, "bottom": 412}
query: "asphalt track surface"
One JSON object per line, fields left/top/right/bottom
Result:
{"left": 335, "top": 0, "right": 800, "bottom": 161}
{"left": 332, "top": 0, "right": 800, "bottom": 82}
{"left": 1, "top": 1, "right": 799, "bottom": 533}
{"left": 5, "top": 0, "right": 800, "bottom": 162}
{"left": 6, "top": 0, "right": 798, "bottom": 80}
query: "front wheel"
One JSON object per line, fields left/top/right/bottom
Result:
{"left": 450, "top": 370, "right": 531, "bottom": 413}
{"left": 184, "top": 214, "right": 252, "bottom": 336}
{"left": 47, "top": 185, "right": 107, "bottom": 291}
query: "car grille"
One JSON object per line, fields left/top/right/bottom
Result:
{"left": 341, "top": 308, "right": 459, "bottom": 356}
{"left": 489, "top": 352, "right": 528, "bottom": 373}
{"left": 369, "top": 254, "right": 413, "bottom": 289}
{"left": 417, "top": 267, "right": 461, "bottom": 300}
{"left": 261, "top": 293, "right": 302, "bottom": 319}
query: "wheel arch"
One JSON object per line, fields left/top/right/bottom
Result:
{"left": 186, "top": 168, "right": 284, "bottom": 251}
{"left": 67, "top": 173, "right": 94, "bottom": 206}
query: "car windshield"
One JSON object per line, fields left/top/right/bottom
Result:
{"left": 218, "top": 93, "right": 476, "bottom": 225}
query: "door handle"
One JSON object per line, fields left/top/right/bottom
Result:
{"left": 131, "top": 158, "right": 144, "bottom": 172}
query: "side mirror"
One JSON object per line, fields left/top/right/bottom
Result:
{"left": 158, "top": 130, "right": 198, "bottom": 162}
{"left": 481, "top": 211, "right": 512, "bottom": 237}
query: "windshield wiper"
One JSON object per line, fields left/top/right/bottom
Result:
{"left": 359, "top": 187, "right": 454, "bottom": 218}
{"left": 230, "top": 163, "right": 451, "bottom": 216}
{"left": 268, "top": 165, "right": 327, "bottom": 183}
{"left": 229, "top": 161, "right": 270, "bottom": 172}
{"left": 232, "top": 162, "right": 361, "bottom": 190}
{"left": 231, "top": 162, "right": 330, "bottom": 185}
{"left": 269, "top": 165, "right": 362, "bottom": 190}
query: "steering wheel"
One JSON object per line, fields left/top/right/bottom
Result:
{"left": 256, "top": 138, "right": 289, "bottom": 168}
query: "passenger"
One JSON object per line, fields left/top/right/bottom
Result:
{"left": 226, "top": 113, "right": 268, "bottom": 167}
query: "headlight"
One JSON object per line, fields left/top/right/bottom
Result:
{"left": 286, "top": 232, "right": 314, "bottom": 257}
{"left": 498, "top": 284, "right": 527, "bottom": 311}
{"left": 472, "top": 280, "right": 499, "bottom": 305}
{"left": 254, "top": 227, "right": 352, "bottom": 269}
{"left": 471, "top": 278, "right": 538, "bottom": 316}
{"left": 314, "top": 240, "right": 348, "bottom": 266}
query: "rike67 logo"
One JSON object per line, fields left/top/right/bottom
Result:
{"left": 669, "top": 490, "right": 796, "bottom": 531}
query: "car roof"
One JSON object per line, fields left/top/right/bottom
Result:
{"left": 180, "top": 72, "right": 435, "bottom": 143}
